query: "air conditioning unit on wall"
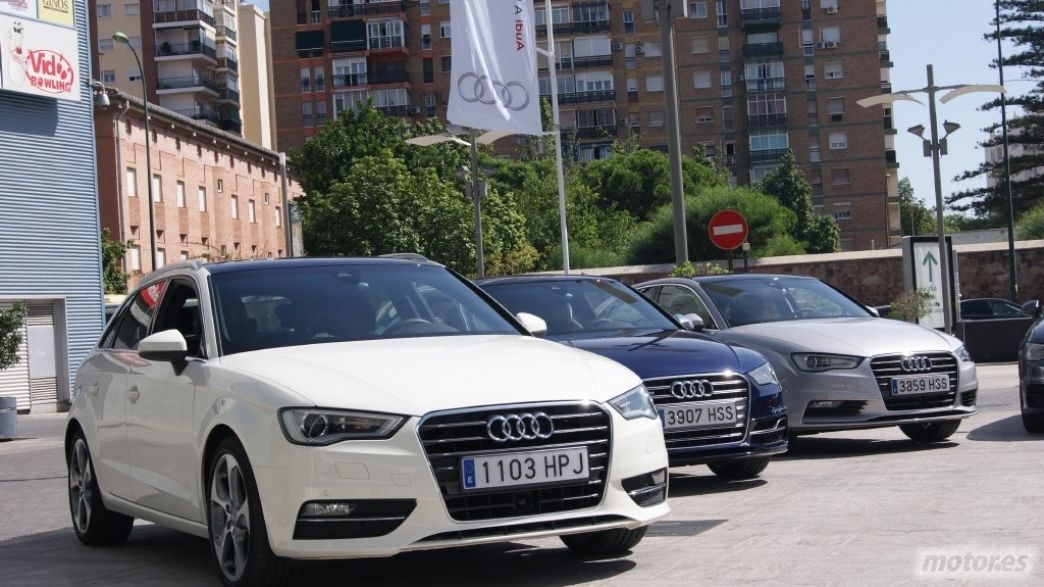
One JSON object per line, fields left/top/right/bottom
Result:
{"left": 824, "top": 5, "right": 838, "bottom": 14}
{"left": 612, "top": 41, "right": 623, "bottom": 51}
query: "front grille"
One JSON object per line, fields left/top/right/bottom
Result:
{"left": 750, "top": 417, "right": 788, "bottom": 445}
{"left": 418, "top": 402, "right": 611, "bottom": 522}
{"left": 644, "top": 373, "right": 749, "bottom": 449}
{"left": 417, "top": 515, "right": 627, "bottom": 543}
{"left": 870, "top": 352, "right": 959, "bottom": 410}
{"left": 961, "top": 389, "right": 977, "bottom": 407}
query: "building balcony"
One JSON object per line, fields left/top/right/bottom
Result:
{"left": 880, "top": 49, "right": 893, "bottom": 67}
{"left": 571, "top": 54, "right": 613, "bottom": 69}
{"left": 745, "top": 77, "right": 786, "bottom": 92}
{"left": 329, "top": 3, "right": 365, "bottom": 18}
{"left": 883, "top": 116, "right": 897, "bottom": 134}
{"left": 549, "top": 89, "right": 616, "bottom": 105}
{"left": 216, "top": 26, "right": 236, "bottom": 41}
{"left": 571, "top": 20, "right": 611, "bottom": 34}
{"left": 749, "top": 147, "right": 789, "bottom": 163}
{"left": 535, "top": 23, "right": 574, "bottom": 37}
{"left": 740, "top": 7, "right": 781, "bottom": 29}
{"left": 331, "top": 38, "right": 366, "bottom": 53}
{"left": 742, "top": 42, "right": 784, "bottom": 58}
{"left": 157, "top": 73, "right": 220, "bottom": 93}
{"left": 573, "top": 125, "right": 617, "bottom": 139}
{"left": 877, "top": 15, "right": 889, "bottom": 32}
{"left": 219, "top": 117, "right": 242, "bottom": 133}
{"left": 216, "top": 56, "right": 238, "bottom": 72}
{"left": 155, "top": 41, "right": 216, "bottom": 60}
{"left": 747, "top": 112, "right": 787, "bottom": 129}
{"left": 172, "top": 106, "right": 221, "bottom": 124}
{"left": 154, "top": 9, "right": 215, "bottom": 27}
{"left": 368, "top": 36, "right": 406, "bottom": 52}
{"left": 363, "top": 1, "right": 406, "bottom": 16}
{"left": 333, "top": 72, "right": 367, "bottom": 87}
{"left": 369, "top": 70, "right": 410, "bottom": 85}
{"left": 881, "top": 81, "right": 892, "bottom": 94}
{"left": 886, "top": 149, "right": 899, "bottom": 168}
{"left": 376, "top": 104, "right": 411, "bottom": 117}
{"left": 218, "top": 87, "right": 240, "bottom": 102}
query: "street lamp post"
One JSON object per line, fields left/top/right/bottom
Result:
{"left": 995, "top": 0, "right": 1019, "bottom": 302}
{"left": 857, "top": 65, "right": 1005, "bottom": 335}
{"left": 113, "top": 31, "right": 157, "bottom": 271}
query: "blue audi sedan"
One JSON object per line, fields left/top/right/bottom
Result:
{"left": 477, "top": 275, "right": 788, "bottom": 479}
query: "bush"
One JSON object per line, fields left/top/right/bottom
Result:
{"left": 670, "top": 260, "right": 730, "bottom": 278}
{"left": 0, "top": 302, "right": 26, "bottom": 371}
{"left": 888, "top": 289, "right": 933, "bottom": 323}
{"left": 1016, "top": 201, "right": 1044, "bottom": 240}
{"left": 543, "top": 245, "right": 627, "bottom": 271}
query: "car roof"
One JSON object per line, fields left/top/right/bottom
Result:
{"left": 146, "top": 256, "right": 442, "bottom": 280}
{"left": 647, "top": 273, "right": 819, "bottom": 284}
{"left": 475, "top": 274, "right": 617, "bottom": 286}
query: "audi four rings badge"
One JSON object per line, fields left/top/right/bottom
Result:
{"left": 900, "top": 355, "right": 932, "bottom": 372}
{"left": 486, "top": 413, "right": 555, "bottom": 442}
{"left": 457, "top": 72, "right": 531, "bottom": 111}
{"left": 671, "top": 380, "right": 715, "bottom": 399}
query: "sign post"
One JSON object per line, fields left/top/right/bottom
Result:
{"left": 902, "top": 236, "right": 959, "bottom": 330}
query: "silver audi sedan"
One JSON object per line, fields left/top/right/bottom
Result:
{"left": 636, "top": 274, "right": 978, "bottom": 442}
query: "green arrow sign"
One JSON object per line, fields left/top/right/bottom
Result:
{"left": 923, "top": 251, "right": 938, "bottom": 282}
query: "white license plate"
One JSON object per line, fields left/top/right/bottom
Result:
{"left": 890, "top": 375, "right": 951, "bottom": 396}
{"left": 657, "top": 400, "right": 740, "bottom": 431}
{"left": 461, "top": 447, "right": 589, "bottom": 491}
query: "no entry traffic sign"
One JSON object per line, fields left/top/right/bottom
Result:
{"left": 708, "top": 210, "right": 749, "bottom": 250}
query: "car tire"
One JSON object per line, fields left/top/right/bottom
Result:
{"left": 67, "top": 431, "right": 134, "bottom": 546}
{"left": 1022, "top": 411, "right": 1044, "bottom": 434}
{"left": 561, "top": 526, "right": 647, "bottom": 556}
{"left": 206, "top": 437, "right": 292, "bottom": 587}
{"left": 899, "top": 420, "right": 961, "bottom": 443}
{"left": 707, "top": 457, "right": 770, "bottom": 480}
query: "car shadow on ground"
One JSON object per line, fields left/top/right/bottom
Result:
{"left": 778, "top": 435, "right": 958, "bottom": 460}
{"left": 966, "top": 414, "right": 1043, "bottom": 442}
{"left": 0, "top": 524, "right": 639, "bottom": 586}
{"left": 666, "top": 470, "right": 768, "bottom": 497}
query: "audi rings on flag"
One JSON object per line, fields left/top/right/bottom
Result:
{"left": 447, "top": 0, "right": 542, "bottom": 135}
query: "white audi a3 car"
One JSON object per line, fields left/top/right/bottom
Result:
{"left": 67, "top": 257, "right": 669, "bottom": 586}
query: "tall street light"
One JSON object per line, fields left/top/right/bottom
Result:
{"left": 858, "top": 64, "right": 1005, "bottom": 335}
{"left": 113, "top": 31, "right": 157, "bottom": 271}
{"left": 995, "top": 0, "right": 1018, "bottom": 302}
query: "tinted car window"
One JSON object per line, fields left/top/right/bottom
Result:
{"left": 112, "top": 282, "right": 167, "bottom": 349}
{"left": 482, "top": 279, "right": 677, "bottom": 337}
{"left": 991, "top": 300, "right": 1024, "bottom": 317}
{"left": 211, "top": 264, "right": 519, "bottom": 355}
{"left": 703, "top": 277, "right": 870, "bottom": 327}
{"left": 657, "top": 285, "right": 717, "bottom": 329}
{"left": 152, "top": 281, "right": 204, "bottom": 358}
{"left": 960, "top": 300, "right": 989, "bottom": 317}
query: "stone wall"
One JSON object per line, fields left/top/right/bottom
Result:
{"left": 571, "top": 240, "right": 1044, "bottom": 307}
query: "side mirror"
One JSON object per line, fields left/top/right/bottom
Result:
{"left": 516, "top": 312, "right": 548, "bottom": 337}
{"left": 1022, "top": 299, "right": 1042, "bottom": 319}
{"left": 138, "top": 329, "right": 188, "bottom": 362}
{"left": 674, "top": 313, "right": 704, "bottom": 332}
{"left": 866, "top": 305, "right": 881, "bottom": 317}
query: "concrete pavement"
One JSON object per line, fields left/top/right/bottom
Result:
{"left": 0, "top": 364, "right": 1040, "bottom": 586}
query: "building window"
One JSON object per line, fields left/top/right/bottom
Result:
{"left": 333, "top": 90, "right": 369, "bottom": 117}
{"left": 440, "top": 21, "right": 451, "bottom": 38}
{"left": 750, "top": 131, "right": 788, "bottom": 151}
{"left": 720, "top": 71, "right": 732, "bottom": 97}
{"left": 231, "top": 195, "right": 239, "bottom": 219}
{"left": 828, "top": 131, "right": 847, "bottom": 149}
{"left": 809, "top": 136, "right": 821, "bottom": 162}
{"left": 827, "top": 97, "right": 845, "bottom": 120}
{"left": 644, "top": 41, "right": 662, "bottom": 57}
{"left": 801, "top": 28, "right": 814, "bottom": 55}
{"left": 716, "top": 0, "right": 727, "bottom": 27}
{"left": 124, "top": 2, "right": 139, "bottom": 15}
{"left": 248, "top": 200, "right": 256, "bottom": 223}
{"left": 300, "top": 68, "right": 310, "bottom": 93}
{"left": 180, "top": 251, "right": 189, "bottom": 261}
{"left": 368, "top": 20, "right": 405, "bottom": 50}
{"left": 695, "top": 107, "right": 714, "bottom": 123}
{"left": 645, "top": 75, "right": 664, "bottom": 92}
{"left": 301, "top": 101, "right": 313, "bottom": 126}
{"left": 820, "top": 26, "right": 841, "bottom": 46}
{"left": 623, "top": 9, "right": 634, "bottom": 33}
{"left": 99, "top": 38, "right": 114, "bottom": 52}
{"left": 649, "top": 110, "right": 666, "bottom": 127}
{"left": 102, "top": 70, "right": 116, "bottom": 83}
{"left": 275, "top": 206, "right": 282, "bottom": 227}
{"left": 313, "top": 67, "right": 325, "bottom": 91}
{"left": 419, "top": 0, "right": 430, "bottom": 14}
{"left": 832, "top": 206, "right": 852, "bottom": 221}
{"left": 125, "top": 168, "right": 137, "bottom": 197}
{"left": 421, "top": 24, "right": 432, "bottom": 49}
{"left": 151, "top": 175, "right": 162, "bottom": 202}
{"left": 198, "top": 186, "right": 207, "bottom": 211}
{"left": 264, "top": 192, "right": 270, "bottom": 205}
{"left": 217, "top": 179, "right": 224, "bottom": 193}
{"left": 690, "top": 1, "right": 708, "bottom": 18}
{"left": 692, "top": 36, "right": 710, "bottom": 53}
{"left": 747, "top": 92, "right": 786, "bottom": 116}
{"left": 315, "top": 101, "right": 328, "bottom": 125}
{"left": 98, "top": 3, "right": 112, "bottom": 16}
{"left": 831, "top": 168, "right": 851, "bottom": 185}
{"left": 176, "top": 181, "right": 186, "bottom": 207}
{"left": 693, "top": 70, "right": 712, "bottom": 89}
{"left": 441, "top": 55, "right": 452, "bottom": 72}
{"left": 825, "top": 61, "right": 843, "bottom": 79}
{"left": 424, "top": 92, "right": 437, "bottom": 116}
{"left": 821, "top": 0, "right": 838, "bottom": 11}
{"left": 423, "top": 58, "right": 434, "bottom": 83}
{"left": 805, "top": 63, "right": 816, "bottom": 91}
{"left": 156, "top": 248, "right": 166, "bottom": 269}
{"left": 807, "top": 98, "right": 818, "bottom": 124}
{"left": 128, "top": 245, "right": 141, "bottom": 271}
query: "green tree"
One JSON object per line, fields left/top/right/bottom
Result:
{"left": 1016, "top": 200, "right": 1044, "bottom": 239}
{"left": 758, "top": 151, "right": 840, "bottom": 253}
{"left": 898, "top": 177, "right": 935, "bottom": 236}
{"left": 0, "top": 302, "right": 25, "bottom": 371}
{"left": 627, "top": 185, "right": 804, "bottom": 264}
{"left": 101, "top": 228, "right": 129, "bottom": 294}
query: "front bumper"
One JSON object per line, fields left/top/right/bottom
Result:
{"left": 782, "top": 354, "right": 978, "bottom": 432}
{"left": 1020, "top": 360, "right": 1044, "bottom": 415}
{"left": 667, "top": 415, "right": 788, "bottom": 466}
{"left": 251, "top": 410, "right": 669, "bottom": 560}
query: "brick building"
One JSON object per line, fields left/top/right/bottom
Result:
{"left": 94, "top": 85, "right": 304, "bottom": 289}
{"left": 270, "top": 0, "right": 900, "bottom": 250}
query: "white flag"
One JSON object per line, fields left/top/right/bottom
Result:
{"left": 447, "top": 0, "right": 542, "bottom": 136}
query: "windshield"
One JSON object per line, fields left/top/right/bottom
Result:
{"left": 212, "top": 264, "right": 519, "bottom": 355}
{"left": 703, "top": 277, "right": 871, "bottom": 327}
{"left": 481, "top": 279, "right": 677, "bottom": 338}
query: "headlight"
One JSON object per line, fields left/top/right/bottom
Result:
{"left": 955, "top": 345, "right": 974, "bottom": 363}
{"left": 748, "top": 362, "right": 779, "bottom": 386}
{"left": 792, "top": 353, "right": 863, "bottom": 372}
{"left": 608, "top": 385, "right": 657, "bottom": 420}
{"left": 1026, "top": 343, "right": 1044, "bottom": 361}
{"left": 279, "top": 408, "right": 406, "bottom": 446}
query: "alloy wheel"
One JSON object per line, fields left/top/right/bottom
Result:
{"left": 210, "top": 453, "right": 251, "bottom": 583}
{"left": 68, "top": 438, "right": 93, "bottom": 534}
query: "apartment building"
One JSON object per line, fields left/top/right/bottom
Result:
{"left": 271, "top": 0, "right": 899, "bottom": 250}
{"left": 90, "top": 0, "right": 252, "bottom": 135}
{"left": 94, "top": 86, "right": 305, "bottom": 289}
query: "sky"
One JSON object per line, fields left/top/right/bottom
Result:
{"left": 888, "top": 0, "right": 1023, "bottom": 211}
{"left": 250, "top": 0, "right": 1016, "bottom": 212}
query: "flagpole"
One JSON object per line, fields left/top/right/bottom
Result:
{"left": 542, "top": 0, "right": 571, "bottom": 274}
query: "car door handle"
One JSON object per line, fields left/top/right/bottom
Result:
{"left": 88, "top": 383, "right": 100, "bottom": 397}
{"left": 127, "top": 386, "right": 141, "bottom": 403}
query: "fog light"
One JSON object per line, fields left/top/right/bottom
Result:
{"left": 809, "top": 400, "right": 843, "bottom": 409}
{"left": 300, "top": 501, "right": 356, "bottom": 518}
{"left": 651, "top": 468, "right": 667, "bottom": 485}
